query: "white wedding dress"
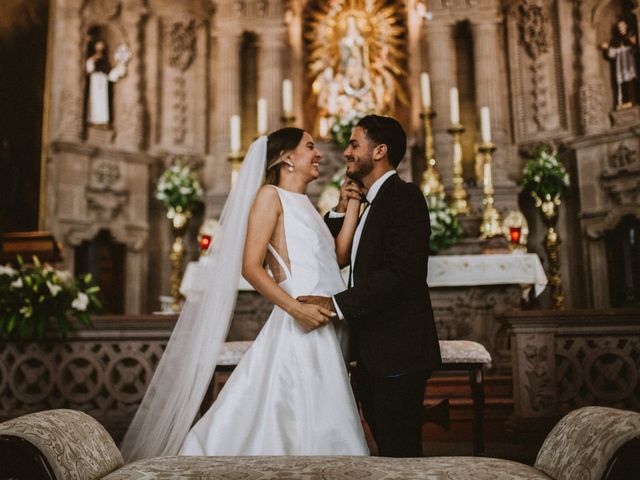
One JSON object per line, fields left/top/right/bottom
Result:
{"left": 180, "top": 186, "right": 369, "bottom": 456}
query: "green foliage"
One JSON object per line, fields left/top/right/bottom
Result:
{"left": 0, "top": 256, "right": 101, "bottom": 340}
{"left": 330, "top": 112, "right": 365, "bottom": 147}
{"left": 155, "top": 159, "right": 203, "bottom": 218}
{"left": 521, "top": 144, "right": 570, "bottom": 202}
{"left": 427, "top": 194, "right": 464, "bottom": 254}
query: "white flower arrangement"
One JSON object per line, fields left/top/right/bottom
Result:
{"left": 427, "top": 194, "right": 464, "bottom": 254}
{"left": 155, "top": 159, "right": 203, "bottom": 219}
{"left": 521, "top": 144, "right": 570, "bottom": 206}
{"left": 0, "top": 256, "right": 101, "bottom": 339}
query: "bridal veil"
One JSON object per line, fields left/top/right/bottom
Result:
{"left": 120, "top": 137, "right": 268, "bottom": 461}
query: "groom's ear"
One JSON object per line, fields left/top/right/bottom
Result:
{"left": 373, "top": 143, "right": 387, "bottom": 161}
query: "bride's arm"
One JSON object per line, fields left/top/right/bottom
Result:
{"left": 335, "top": 198, "right": 361, "bottom": 268}
{"left": 242, "top": 186, "right": 334, "bottom": 331}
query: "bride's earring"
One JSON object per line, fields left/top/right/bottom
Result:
{"left": 286, "top": 160, "right": 294, "bottom": 172}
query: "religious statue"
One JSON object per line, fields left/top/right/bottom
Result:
{"left": 306, "top": 0, "right": 406, "bottom": 131}
{"left": 340, "top": 15, "right": 371, "bottom": 96}
{"left": 601, "top": 17, "right": 639, "bottom": 109}
{"left": 85, "top": 39, "right": 131, "bottom": 126}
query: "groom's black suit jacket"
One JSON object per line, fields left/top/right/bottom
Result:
{"left": 325, "top": 173, "right": 441, "bottom": 377}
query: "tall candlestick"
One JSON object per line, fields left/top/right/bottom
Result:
{"left": 230, "top": 115, "right": 241, "bottom": 154}
{"left": 282, "top": 79, "right": 293, "bottom": 115}
{"left": 420, "top": 72, "right": 431, "bottom": 110}
{"left": 450, "top": 87, "right": 460, "bottom": 125}
{"left": 257, "top": 98, "right": 267, "bottom": 136}
{"left": 480, "top": 106, "right": 491, "bottom": 143}
{"left": 478, "top": 141, "right": 503, "bottom": 239}
{"left": 447, "top": 124, "right": 470, "bottom": 216}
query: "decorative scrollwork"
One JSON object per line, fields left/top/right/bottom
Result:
{"left": 518, "top": 0, "right": 549, "bottom": 60}
{"left": 523, "top": 342, "right": 553, "bottom": 411}
{"left": 168, "top": 20, "right": 196, "bottom": 72}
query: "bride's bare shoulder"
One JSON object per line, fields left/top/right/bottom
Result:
{"left": 253, "top": 185, "right": 282, "bottom": 211}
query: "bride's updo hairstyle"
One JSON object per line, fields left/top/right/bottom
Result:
{"left": 265, "top": 127, "right": 304, "bottom": 185}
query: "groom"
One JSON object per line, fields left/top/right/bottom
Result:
{"left": 299, "top": 114, "right": 441, "bottom": 457}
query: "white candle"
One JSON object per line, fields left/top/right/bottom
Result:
{"left": 420, "top": 72, "right": 431, "bottom": 109}
{"left": 257, "top": 98, "right": 268, "bottom": 135}
{"left": 230, "top": 115, "right": 241, "bottom": 153}
{"left": 282, "top": 79, "right": 293, "bottom": 115}
{"left": 480, "top": 106, "right": 491, "bottom": 143}
{"left": 450, "top": 87, "right": 460, "bottom": 125}
{"left": 483, "top": 161, "right": 491, "bottom": 189}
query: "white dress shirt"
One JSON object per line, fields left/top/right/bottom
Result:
{"left": 330, "top": 170, "right": 397, "bottom": 319}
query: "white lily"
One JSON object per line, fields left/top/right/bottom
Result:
{"left": 72, "top": 292, "right": 89, "bottom": 311}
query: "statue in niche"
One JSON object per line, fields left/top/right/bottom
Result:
{"left": 601, "top": 16, "right": 639, "bottom": 109}
{"left": 339, "top": 15, "right": 371, "bottom": 96}
{"left": 85, "top": 38, "right": 131, "bottom": 127}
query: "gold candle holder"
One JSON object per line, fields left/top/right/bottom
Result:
{"left": 420, "top": 109, "right": 444, "bottom": 197}
{"left": 228, "top": 150, "right": 245, "bottom": 188}
{"left": 281, "top": 113, "right": 296, "bottom": 127}
{"left": 447, "top": 124, "right": 470, "bottom": 215}
{"left": 478, "top": 141, "right": 503, "bottom": 238}
{"left": 534, "top": 193, "right": 565, "bottom": 310}
{"left": 169, "top": 211, "right": 190, "bottom": 312}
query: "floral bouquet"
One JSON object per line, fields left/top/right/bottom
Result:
{"left": 155, "top": 159, "right": 203, "bottom": 220}
{"left": 521, "top": 144, "right": 570, "bottom": 216}
{"left": 330, "top": 111, "right": 365, "bottom": 147}
{"left": 0, "top": 256, "right": 101, "bottom": 340}
{"left": 427, "top": 194, "right": 464, "bottom": 254}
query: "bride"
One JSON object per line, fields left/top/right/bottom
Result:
{"left": 121, "top": 128, "right": 369, "bottom": 460}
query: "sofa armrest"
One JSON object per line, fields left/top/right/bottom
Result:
{"left": 534, "top": 406, "right": 640, "bottom": 480}
{"left": 0, "top": 409, "right": 123, "bottom": 480}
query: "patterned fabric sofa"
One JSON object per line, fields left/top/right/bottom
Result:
{"left": 0, "top": 406, "right": 638, "bottom": 479}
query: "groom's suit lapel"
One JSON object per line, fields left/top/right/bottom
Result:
{"left": 354, "top": 173, "right": 399, "bottom": 274}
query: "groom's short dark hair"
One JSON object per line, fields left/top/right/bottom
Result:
{"left": 357, "top": 115, "right": 407, "bottom": 168}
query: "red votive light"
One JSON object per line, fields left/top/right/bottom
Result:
{"left": 509, "top": 226, "right": 521, "bottom": 245}
{"left": 199, "top": 234, "right": 212, "bottom": 251}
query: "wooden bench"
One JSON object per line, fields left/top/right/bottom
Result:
{"left": 215, "top": 339, "right": 492, "bottom": 455}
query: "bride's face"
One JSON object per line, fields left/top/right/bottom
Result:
{"left": 289, "top": 132, "right": 322, "bottom": 183}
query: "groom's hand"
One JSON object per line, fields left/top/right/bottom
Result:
{"left": 297, "top": 295, "right": 336, "bottom": 314}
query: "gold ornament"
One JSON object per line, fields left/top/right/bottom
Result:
{"left": 306, "top": 0, "right": 407, "bottom": 125}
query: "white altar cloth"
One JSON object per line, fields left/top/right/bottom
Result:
{"left": 180, "top": 253, "right": 547, "bottom": 299}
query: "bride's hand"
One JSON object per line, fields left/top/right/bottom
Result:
{"left": 289, "top": 302, "right": 334, "bottom": 331}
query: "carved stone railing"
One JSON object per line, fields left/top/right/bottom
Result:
{"left": 0, "top": 292, "right": 271, "bottom": 442}
{"left": 506, "top": 309, "right": 640, "bottom": 437}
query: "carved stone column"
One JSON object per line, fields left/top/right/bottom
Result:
{"left": 207, "top": 30, "right": 242, "bottom": 196}
{"left": 258, "top": 27, "right": 286, "bottom": 132}
{"left": 576, "top": 0, "right": 607, "bottom": 135}
{"left": 116, "top": 7, "right": 148, "bottom": 151}
{"left": 471, "top": 18, "right": 510, "bottom": 186}
{"left": 56, "top": 1, "right": 84, "bottom": 142}
{"left": 425, "top": 21, "right": 456, "bottom": 186}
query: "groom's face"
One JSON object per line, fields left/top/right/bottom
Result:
{"left": 344, "top": 126, "right": 374, "bottom": 182}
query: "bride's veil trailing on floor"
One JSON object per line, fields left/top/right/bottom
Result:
{"left": 120, "top": 137, "right": 268, "bottom": 462}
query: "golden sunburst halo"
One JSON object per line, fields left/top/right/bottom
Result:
{"left": 305, "top": 0, "right": 407, "bottom": 120}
